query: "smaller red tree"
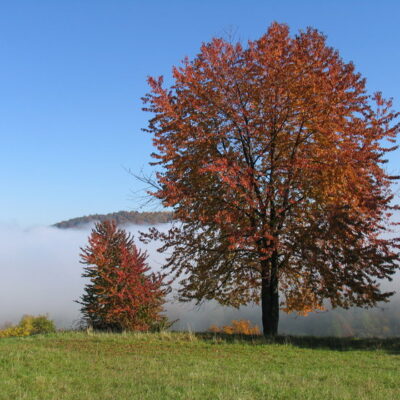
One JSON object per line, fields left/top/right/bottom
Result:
{"left": 78, "top": 221, "right": 169, "bottom": 331}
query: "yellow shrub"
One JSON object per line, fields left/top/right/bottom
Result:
{"left": 0, "top": 315, "right": 55, "bottom": 338}
{"left": 0, "top": 326, "right": 26, "bottom": 338}
{"left": 209, "top": 324, "right": 220, "bottom": 333}
{"left": 209, "top": 320, "right": 261, "bottom": 336}
{"left": 223, "top": 325, "right": 234, "bottom": 335}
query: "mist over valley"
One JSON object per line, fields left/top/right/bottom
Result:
{"left": 1, "top": 213, "right": 399, "bottom": 337}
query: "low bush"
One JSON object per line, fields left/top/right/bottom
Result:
{"left": 31, "top": 315, "right": 57, "bottom": 334}
{"left": 0, "top": 315, "right": 56, "bottom": 338}
{"left": 209, "top": 320, "right": 261, "bottom": 336}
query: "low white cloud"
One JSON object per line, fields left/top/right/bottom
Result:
{"left": 0, "top": 223, "right": 399, "bottom": 336}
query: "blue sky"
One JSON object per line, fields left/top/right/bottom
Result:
{"left": 1, "top": 0, "right": 399, "bottom": 227}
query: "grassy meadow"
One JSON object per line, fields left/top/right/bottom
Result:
{"left": 0, "top": 331, "right": 399, "bottom": 400}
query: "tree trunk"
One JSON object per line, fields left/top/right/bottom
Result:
{"left": 261, "top": 255, "right": 279, "bottom": 336}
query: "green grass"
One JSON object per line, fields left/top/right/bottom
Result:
{"left": 0, "top": 332, "right": 399, "bottom": 400}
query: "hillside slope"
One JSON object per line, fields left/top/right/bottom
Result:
{"left": 53, "top": 210, "right": 173, "bottom": 229}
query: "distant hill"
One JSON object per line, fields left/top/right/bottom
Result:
{"left": 53, "top": 210, "right": 173, "bottom": 229}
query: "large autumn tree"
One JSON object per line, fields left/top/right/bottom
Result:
{"left": 78, "top": 221, "right": 169, "bottom": 331}
{"left": 142, "top": 23, "right": 400, "bottom": 335}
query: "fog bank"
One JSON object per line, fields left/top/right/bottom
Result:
{"left": 0, "top": 223, "right": 399, "bottom": 337}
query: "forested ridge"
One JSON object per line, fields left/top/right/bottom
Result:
{"left": 53, "top": 211, "right": 172, "bottom": 229}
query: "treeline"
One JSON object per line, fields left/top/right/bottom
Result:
{"left": 53, "top": 211, "right": 173, "bottom": 229}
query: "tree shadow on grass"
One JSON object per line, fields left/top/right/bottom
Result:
{"left": 195, "top": 332, "right": 400, "bottom": 355}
